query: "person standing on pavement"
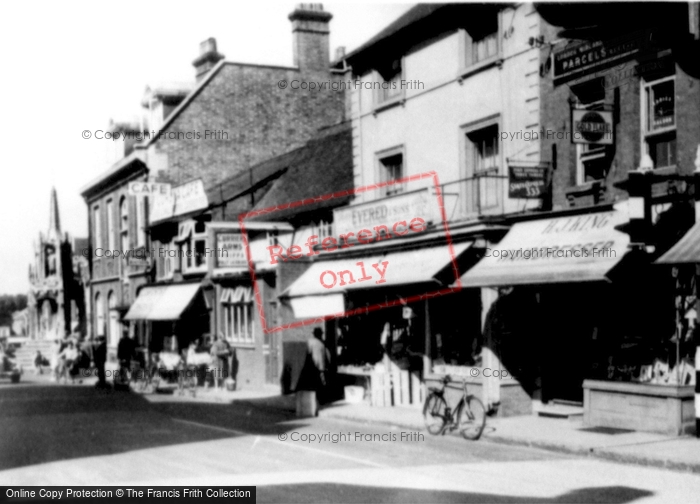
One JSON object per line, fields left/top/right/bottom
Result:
{"left": 117, "top": 333, "right": 136, "bottom": 386}
{"left": 298, "top": 328, "right": 331, "bottom": 405}
{"left": 93, "top": 336, "right": 107, "bottom": 388}
{"left": 209, "top": 333, "right": 231, "bottom": 389}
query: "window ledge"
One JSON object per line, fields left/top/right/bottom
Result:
{"left": 230, "top": 342, "right": 255, "bottom": 350}
{"left": 373, "top": 94, "right": 406, "bottom": 115}
{"left": 566, "top": 180, "right": 607, "bottom": 195}
{"left": 652, "top": 165, "right": 678, "bottom": 176}
{"left": 458, "top": 57, "right": 504, "bottom": 83}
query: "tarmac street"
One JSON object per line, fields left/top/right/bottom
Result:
{"left": 1, "top": 380, "right": 700, "bottom": 503}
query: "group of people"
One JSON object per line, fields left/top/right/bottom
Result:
{"left": 39, "top": 336, "right": 92, "bottom": 384}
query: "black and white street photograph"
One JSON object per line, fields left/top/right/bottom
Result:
{"left": 1, "top": 1, "right": 700, "bottom": 503}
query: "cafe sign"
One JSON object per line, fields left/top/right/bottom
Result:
{"left": 553, "top": 29, "right": 654, "bottom": 83}
{"left": 571, "top": 109, "right": 614, "bottom": 145}
{"left": 508, "top": 165, "right": 547, "bottom": 199}
{"left": 150, "top": 179, "right": 209, "bottom": 223}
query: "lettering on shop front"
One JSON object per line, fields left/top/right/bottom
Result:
{"left": 540, "top": 213, "right": 612, "bottom": 235}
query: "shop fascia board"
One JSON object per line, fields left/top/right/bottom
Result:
{"left": 307, "top": 222, "right": 507, "bottom": 262}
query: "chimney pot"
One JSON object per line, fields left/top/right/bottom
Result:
{"left": 335, "top": 46, "right": 346, "bottom": 61}
{"left": 289, "top": 4, "right": 333, "bottom": 73}
{"left": 192, "top": 37, "right": 225, "bottom": 81}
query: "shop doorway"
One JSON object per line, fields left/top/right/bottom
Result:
{"left": 538, "top": 284, "right": 606, "bottom": 404}
{"left": 264, "top": 301, "right": 279, "bottom": 384}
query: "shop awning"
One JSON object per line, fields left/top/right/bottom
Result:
{"left": 286, "top": 242, "right": 472, "bottom": 298}
{"left": 656, "top": 221, "right": 700, "bottom": 264}
{"left": 459, "top": 209, "right": 630, "bottom": 287}
{"left": 123, "top": 284, "right": 201, "bottom": 321}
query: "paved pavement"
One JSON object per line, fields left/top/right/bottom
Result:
{"left": 310, "top": 401, "right": 700, "bottom": 474}
{"left": 2, "top": 379, "right": 700, "bottom": 502}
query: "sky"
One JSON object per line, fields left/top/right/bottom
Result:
{"left": 0, "top": 0, "right": 413, "bottom": 295}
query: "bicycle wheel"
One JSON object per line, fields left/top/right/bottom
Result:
{"left": 458, "top": 396, "right": 486, "bottom": 440}
{"left": 423, "top": 393, "right": 448, "bottom": 435}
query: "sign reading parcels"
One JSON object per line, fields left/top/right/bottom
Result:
{"left": 553, "top": 29, "right": 653, "bottom": 82}
{"left": 508, "top": 166, "right": 547, "bottom": 199}
{"left": 571, "top": 109, "right": 614, "bottom": 145}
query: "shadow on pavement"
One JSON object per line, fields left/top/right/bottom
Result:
{"left": 0, "top": 384, "right": 308, "bottom": 471}
{"left": 257, "top": 484, "right": 653, "bottom": 504}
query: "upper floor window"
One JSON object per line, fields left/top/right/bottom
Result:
{"left": 465, "top": 13, "right": 499, "bottom": 67}
{"left": 642, "top": 76, "right": 676, "bottom": 169}
{"left": 177, "top": 220, "right": 208, "bottom": 273}
{"left": 463, "top": 119, "right": 501, "bottom": 212}
{"left": 573, "top": 79, "right": 609, "bottom": 184}
{"left": 119, "top": 196, "right": 128, "bottom": 251}
{"left": 375, "top": 59, "right": 404, "bottom": 105}
{"left": 93, "top": 206, "right": 102, "bottom": 250}
{"left": 379, "top": 151, "right": 404, "bottom": 196}
{"left": 468, "top": 125, "right": 500, "bottom": 174}
{"left": 136, "top": 195, "right": 147, "bottom": 247}
{"left": 106, "top": 199, "right": 115, "bottom": 251}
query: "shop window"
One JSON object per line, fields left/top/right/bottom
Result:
{"left": 119, "top": 196, "right": 128, "bottom": 251}
{"left": 574, "top": 80, "right": 609, "bottom": 184}
{"left": 465, "top": 13, "right": 499, "bottom": 67}
{"left": 93, "top": 205, "right": 102, "bottom": 250}
{"left": 379, "top": 151, "right": 404, "bottom": 196}
{"left": 642, "top": 76, "right": 676, "bottom": 169}
{"left": 221, "top": 287, "right": 254, "bottom": 344}
{"left": 375, "top": 58, "right": 403, "bottom": 106}
{"left": 106, "top": 199, "right": 115, "bottom": 251}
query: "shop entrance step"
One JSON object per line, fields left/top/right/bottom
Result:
{"left": 535, "top": 402, "right": 584, "bottom": 419}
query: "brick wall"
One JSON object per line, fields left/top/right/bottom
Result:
{"left": 540, "top": 24, "right": 700, "bottom": 209}
{"left": 149, "top": 63, "right": 346, "bottom": 190}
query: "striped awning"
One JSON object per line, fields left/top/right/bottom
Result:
{"left": 656, "top": 221, "right": 700, "bottom": 264}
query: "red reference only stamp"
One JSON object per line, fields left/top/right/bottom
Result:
{"left": 239, "top": 171, "right": 460, "bottom": 333}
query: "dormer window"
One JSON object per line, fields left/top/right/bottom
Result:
{"left": 375, "top": 58, "right": 404, "bottom": 105}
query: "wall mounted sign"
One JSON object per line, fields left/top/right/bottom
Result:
{"left": 571, "top": 109, "right": 614, "bottom": 145}
{"left": 215, "top": 233, "right": 247, "bottom": 269}
{"left": 333, "top": 189, "right": 437, "bottom": 237}
{"left": 508, "top": 165, "right": 547, "bottom": 199}
{"left": 553, "top": 29, "right": 654, "bottom": 83}
{"left": 150, "top": 179, "right": 209, "bottom": 223}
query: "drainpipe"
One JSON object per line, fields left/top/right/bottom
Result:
{"left": 694, "top": 145, "right": 700, "bottom": 436}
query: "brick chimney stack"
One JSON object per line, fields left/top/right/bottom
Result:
{"left": 192, "top": 37, "right": 225, "bottom": 81}
{"left": 288, "top": 4, "right": 332, "bottom": 73}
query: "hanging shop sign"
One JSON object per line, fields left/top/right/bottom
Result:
{"left": 215, "top": 232, "right": 248, "bottom": 269}
{"left": 571, "top": 109, "right": 614, "bottom": 145}
{"left": 553, "top": 29, "right": 654, "bottom": 83}
{"left": 508, "top": 165, "right": 548, "bottom": 199}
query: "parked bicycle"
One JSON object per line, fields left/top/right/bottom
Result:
{"left": 423, "top": 374, "right": 486, "bottom": 440}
